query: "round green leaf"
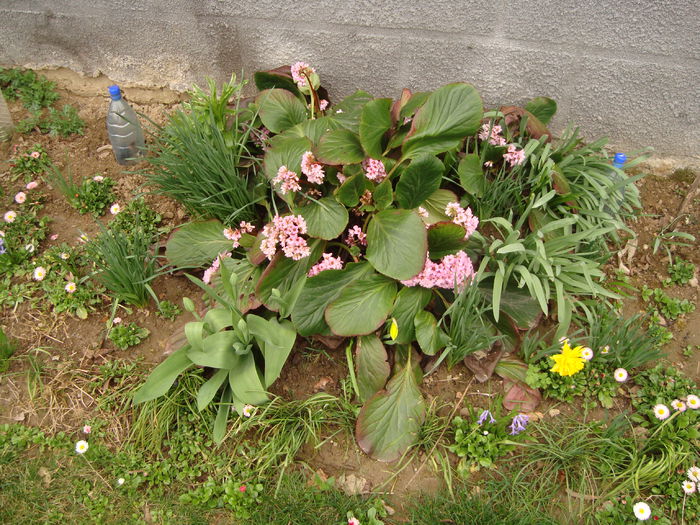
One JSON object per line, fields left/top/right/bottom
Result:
{"left": 356, "top": 335, "right": 390, "bottom": 403}
{"left": 427, "top": 221, "right": 468, "bottom": 259}
{"left": 325, "top": 273, "right": 397, "bottom": 336}
{"left": 315, "top": 129, "right": 365, "bottom": 165}
{"left": 402, "top": 83, "right": 483, "bottom": 158}
{"left": 263, "top": 131, "right": 312, "bottom": 180}
{"left": 256, "top": 88, "right": 308, "bottom": 134}
{"left": 395, "top": 154, "right": 444, "bottom": 209}
{"left": 457, "top": 153, "right": 485, "bottom": 197}
{"left": 297, "top": 197, "right": 349, "bottom": 240}
{"left": 359, "top": 98, "right": 392, "bottom": 159}
{"left": 390, "top": 287, "right": 432, "bottom": 344}
{"left": 421, "top": 189, "right": 458, "bottom": 225}
{"left": 366, "top": 209, "right": 427, "bottom": 281}
{"left": 165, "top": 220, "right": 232, "bottom": 269}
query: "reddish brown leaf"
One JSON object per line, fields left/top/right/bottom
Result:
{"left": 503, "top": 381, "right": 541, "bottom": 412}
{"left": 499, "top": 105, "right": 551, "bottom": 142}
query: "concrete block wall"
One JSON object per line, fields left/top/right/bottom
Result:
{"left": 1, "top": 0, "right": 698, "bottom": 157}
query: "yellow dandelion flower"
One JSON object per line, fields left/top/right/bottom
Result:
{"left": 549, "top": 342, "right": 585, "bottom": 377}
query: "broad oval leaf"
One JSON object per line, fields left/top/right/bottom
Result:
{"left": 316, "top": 129, "right": 365, "bottom": 165}
{"left": 297, "top": 197, "right": 349, "bottom": 240}
{"left": 186, "top": 331, "right": 238, "bottom": 369}
{"left": 165, "top": 220, "right": 231, "bottom": 268}
{"left": 390, "top": 287, "right": 432, "bottom": 344}
{"left": 427, "top": 222, "right": 468, "bottom": 259}
{"left": 395, "top": 154, "right": 444, "bottom": 209}
{"left": 457, "top": 153, "right": 485, "bottom": 197}
{"left": 325, "top": 273, "right": 397, "bottom": 337}
{"left": 421, "top": 189, "right": 458, "bottom": 225}
{"left": 524, "top": 96, "right": 557, "bottom": 125}
{"left": 291, "top": 262, "right": 374, "bottom": 336}
{"left": 356, "top": 335, "right": 390, "bottom": 402}
{"left": 373, "top": 179, "right": 394, "bottom": 211}
{"left": 366, "top": 209, "right": 428, "bottom": 281}
{"left": 402, "top": 83, "right": 483, "bottom": 158}
{"left": 356, "top": 357, "right": 426, "bottom": 462}
{"left": 228, "top": 353, "right": 269, "bottom": 405}
{"left": 298, "top": 116, "right": 343, "bottom": 146}
{"left": 335, "top": 173, "right": 370, "bottom": 207}
{"left": 359, "top": 98, "right": 393, "bottom": 159}
{"left": 133, "top": 348, "right": 193, "bottom": 404}
{"left": 254, "top": 68, "right": 301, "bottom": 96}
{"left": 414, "top": 310, "right": 448, "bottom": 356}
{"left": 256, "top": 88, "right": 308, "bottom": 134}
{"left": 263, "top": 132, "right": 312, "bottom": 180}
{"left": 328, "top": 90, "right": 373, "bottom": 132}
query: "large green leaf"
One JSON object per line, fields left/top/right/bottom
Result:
{"left": 256, "top": 88, "right": 308, "bottom": 134}
{"left": 356, "top": 335, "right": 390, "bottom": 402}
{"left": 263, "top": 132, "right": 312, "bottom": 180}
{"left": 254, "top": 68, "right": 301, "bottom": 96}
{"left": 255, "top": 239, "right": 323, "bottom": 310}
{"left": 186, "top": 331, "right": 238, "bottom": 369}
{"left": 395, "top": 154, "right": 444, "bottom": 209}
{"left": 297, "top": 197, "right": 349, "bottom": 240}
{"left": 457, "top": 153, "right": 485, "bottom": 197}
{"left": 329, "top": 90, "right": 373, "bottom": 133}
{"left": 524, "top": 97, "right": 557, "bottom": 125}
{"left": 165, "top": 220, "right": 231, "bottom": 268}
{"left": 356, "top": 356, "right": 426, "bottom": 462}
{"left": 228, "top": 353, "right": 268, "bottom": 405}
{"left": 325, "top": 273, "right": 397, "bottom": 336}
{"left": 246, "top": 314, "right": 296, "bottom": 386}
{"left": 133, "top": 348, "right": 193, "bottom": 403}
{"left": 402, "top": 83, "right": 483, "bottom": 158}
{"left": 421, "top": 189, "right": 458, "bottom": 225}
{"left": 359, "top": 98, "right": 392, "bottom": 159}
{"left": 335, "top": 173, "right": 370, "bottom": 207}
{"left": 478, "top": 278, "right": 542, "bottom": 330}
{"left": 298, "top": 116, "right": 342, "bottom": 146}
{"left": 291, "top": 262, "right": 374, "bottom": 336}
{"left": 427, "top": 222, "right": 468, "bottom": 259}
{"left": 196, "top": 369, "right": 229, "bottom": 411}
{"left": 390, "top": 287, "right": 432, "bottom": 344}
{"left": 315, "top": 129, "right": 365, "bottom": 165}
{"left": 366, "top": 209, "right": 427, "bottom": 281}
{"left": 414, "top": 310, "right": 448, "bottom": 356}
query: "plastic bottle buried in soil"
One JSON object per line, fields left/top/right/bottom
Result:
{"left": 0, "top": 89, "right": 13, "bottom": 143}
{"left": 106, "top": 85, "right": 145, "bottom": 165}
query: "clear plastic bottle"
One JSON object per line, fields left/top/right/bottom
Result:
{"left": 0, "top": 89, "right": 13, "bottom": 143}
{"left": 106, "top": 85, "right": 144, "bottom": 165}
{"left": 608, "top": 152, "right": 627, "bottom": 211}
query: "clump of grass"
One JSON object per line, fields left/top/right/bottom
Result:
{"left": 87, "top": 219, "right": 162, "bottom": 307}
{"left": 144, "top": 76, "right": 260, "bottom": 224}
{"left": 16, "top": 105, "right": 85, "bottom": 137}
{"left": 0, "top": 327, "right": 17, "bottom": 374}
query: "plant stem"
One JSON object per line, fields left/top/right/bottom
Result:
{"left": 345, "top": 340, "right": 360, "bottom": 400}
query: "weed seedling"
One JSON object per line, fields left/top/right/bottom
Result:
{"left": 664, "top": 257, "right": 695, "bottom": 286}
{"left": 108, "top": 322, "right": 150, "bottom": 350}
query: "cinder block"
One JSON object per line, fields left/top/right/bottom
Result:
{"left": 502, "top": 0, "right": 700, "bottom": 61}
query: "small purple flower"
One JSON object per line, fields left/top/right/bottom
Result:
{"left": 509, "top": 414, "right": 529, "bottom": 435}
{"left": 477, "top": 409, "right": 496, "bottom": 425}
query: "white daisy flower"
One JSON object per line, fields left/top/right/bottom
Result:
{"left": 25, "top": 243, "right": 35, "bottom": 253}
{"left": 33, "top": 266, "right": 47, "bottom": 281}
{"left": 75, "top": 440, "right": 89, "bottom": 454}
{"left": 242, "top": 404, "right": 254, "bottom": 418}
{"left": 614, "top": 368, "right": 628, "bottom": 382}
{"left": 4, "top": 210, "right": 17, "bottom": 223}
{"left": 601, "top": 345, "right": 610, "bottom": 355}
{"left": 117, "top": 477, "right": 125, "bottom": 486}
{"left": 632, "top": 501, "right": 651, "bottom": 521}
{"left": 682, "top": 480, "right": 696, "bottom": 495}
{"left": 65, "top": 282, "right": 77, "bottom": 293}
{"left": 92, "top": 175, "right": 104, "bottom": 182}
{"left": 687, "top": 395, "right": 699, "bottom": 410}
{"left": 671, "top": 399, "right": 686, "bottom": 412}
{"left": 110, "top": 203, "right": 121, "bottom": 215}
{"left": 60, "top": 252, "right": 70, "bottom": 260}
{"left": 688, "top": 466, "right": 700, "bottom": 482}
{"left": 653, "top": 404, "right": 670, "bottom": 420}
{"left": 581, "top": 347, "right": 594, "bottom": 361}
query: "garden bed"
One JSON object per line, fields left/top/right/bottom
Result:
{"left": 1, "top": 66, "right": 699, "bottom": 524}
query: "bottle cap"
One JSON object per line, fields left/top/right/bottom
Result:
{"left": 108, "top": 85, "right": 122, "bottom": 101}
{"left": 613, "top": 153, "right": 627, "bottom": 168}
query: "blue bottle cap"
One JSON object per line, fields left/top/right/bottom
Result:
{"left": 108, "top": 85, "right": 122, "bottom": 101}
{"left": 613, "top": 153, "right": 627, "bottom": 168}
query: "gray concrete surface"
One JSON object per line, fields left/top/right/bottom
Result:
{"left": 1, "top": 1, "right": 698, "bottom": 158}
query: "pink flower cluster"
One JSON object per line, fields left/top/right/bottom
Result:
{"left": 223, "top": 221, "right": 255, "bottom": 249}
{"left": 203, "top": 252, "right": 232, "bottom": 284}
{"left": 291, "top": 62, "right": 315, "bottom": 88}
{"left": 261, "top": 215, "right": 310, "bottom": 261}
{"left": 401, "top": 251, "right": 475, "bottom": 290}
{"left": 307, "top": 252, "right": 344, "bottom": 277}
{"left": 319, "top": 99, "right": 329, "bottom": 111}
{"left": 445, "top": 202, "right": 479, "bottom": 238}
{"left": 345, "top": 225, "right": 367, "bottom": 246}
{"left": 363, "top": 158, "right": 387, "bottom": 183}
{"left": 273, "top": 166, "right": 302, "bottom": 194}
{"left": 503, "top": 144, "right": 526, "bottom": 167}
{"left": 301, "top": 151, "right": 325, "bottom": 184}
{"left": 478, "top": 123, "right": 506, "bottom": 146}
